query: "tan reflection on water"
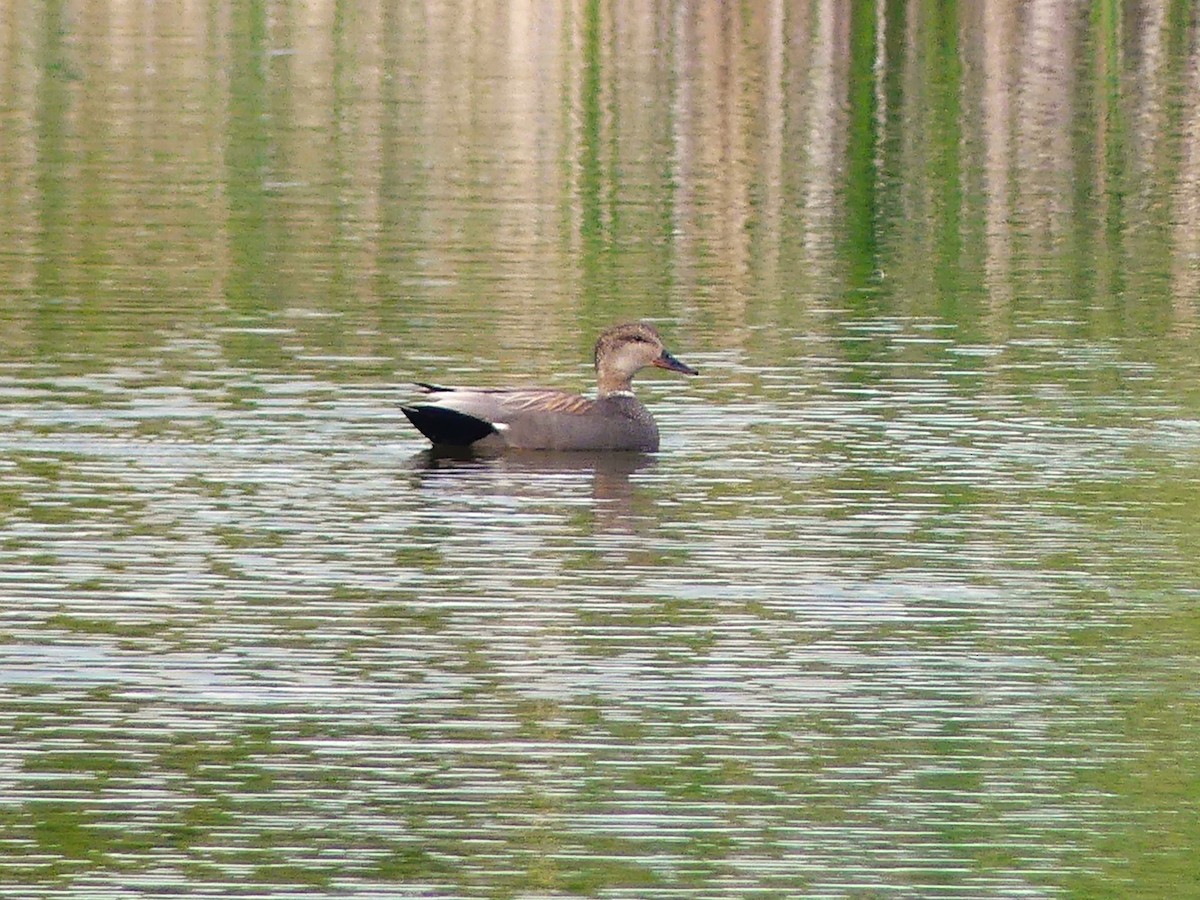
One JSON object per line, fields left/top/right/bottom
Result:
{"left": 3, "top": 0, "right": 1198, "bottom": 362}
{"left": 1174, "top": 31, "right": 1200, "bottom": 330}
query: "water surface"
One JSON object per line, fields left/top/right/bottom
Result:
{"left": 2, "top": 0, "right": 1199, "bottom": 896}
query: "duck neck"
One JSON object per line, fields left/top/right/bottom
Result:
{"left": 596, "top": 370, "right": 634, "bottom": 397}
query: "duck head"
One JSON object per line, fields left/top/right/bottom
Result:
{"left": 594, "top": 322, "right": 698, "bottom": 396}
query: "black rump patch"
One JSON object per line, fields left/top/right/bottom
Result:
{"left": 402, "top": 405, "right": 497, "bottom": 446}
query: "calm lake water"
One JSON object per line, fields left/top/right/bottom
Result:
{"left": 3, "top": 0, "right": 1200, "bottom": 896}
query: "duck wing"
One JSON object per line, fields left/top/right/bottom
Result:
{"left": 403, "top": 386, "right": 595, "bottom": 447}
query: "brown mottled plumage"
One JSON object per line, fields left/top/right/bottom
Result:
{"left": 401, "top": 322, "right": 698, "bottom": 452}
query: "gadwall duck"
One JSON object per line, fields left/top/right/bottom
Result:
{"left": 401, "top": 322, "right": 698, "bottom": 452}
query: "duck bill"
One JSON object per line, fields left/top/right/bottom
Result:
{"left": 653, "top": 350, "right": 699, "bottom": 376}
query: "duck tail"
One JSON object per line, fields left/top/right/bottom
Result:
{"left": 401, "top": 405, "right": 497, "bottom": 446}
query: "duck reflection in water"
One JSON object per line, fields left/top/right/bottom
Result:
{"left": 407, "top": 447, "right": 656, "bottom": 534}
